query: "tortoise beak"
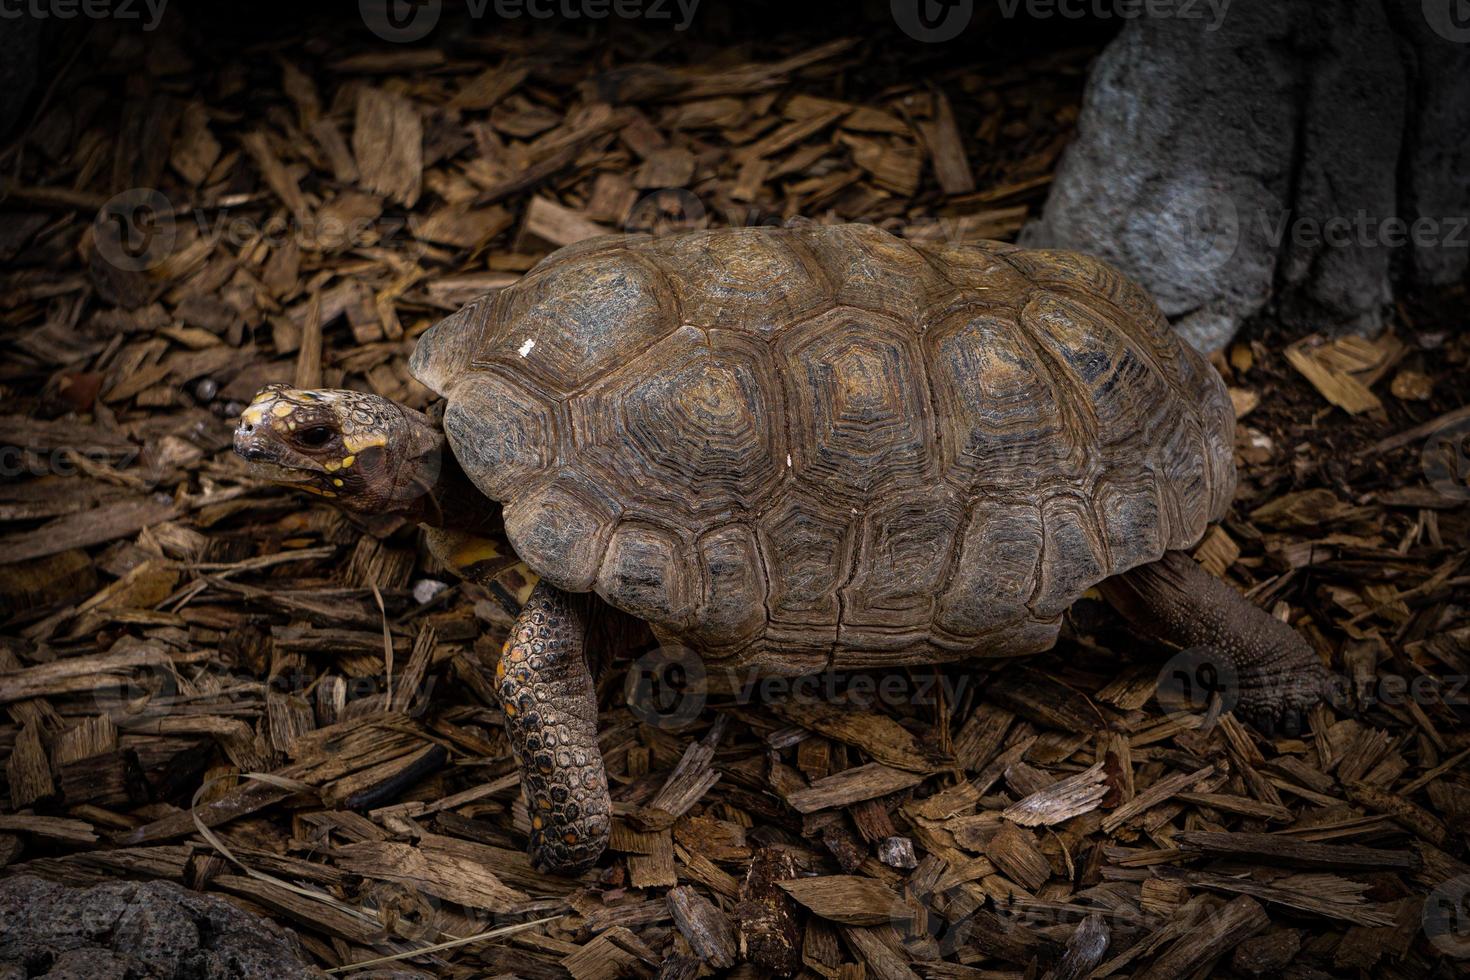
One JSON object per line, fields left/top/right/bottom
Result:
{"left": 233, "top": 417, "right": 276, "bottom": 463}
{"left": 233, "top": 411, "right": 315, "bottom": 484}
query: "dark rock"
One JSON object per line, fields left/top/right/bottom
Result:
{"left": 1022, "top": 0, "right": 1470, "bottom": 351}
{"left": 0, "top": 874, "right": 325, "bottom": 979}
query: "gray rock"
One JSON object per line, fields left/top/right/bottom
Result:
{"left": 0, "top": 874, "right": 326, "bottom": 979}
{"left": 1022, "top": 0, "right": 1470, "bottom": 351}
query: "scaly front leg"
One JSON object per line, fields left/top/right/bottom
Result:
{"left": 496, "top": 581, "right": 611, "bottom": 874}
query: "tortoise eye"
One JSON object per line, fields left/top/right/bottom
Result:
{"left": 297, "top": 425, "right": 334, "bottom": 448}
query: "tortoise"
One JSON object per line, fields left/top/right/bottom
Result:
{"left": 234, "top": 223, "right": 1327, "bottom": 874}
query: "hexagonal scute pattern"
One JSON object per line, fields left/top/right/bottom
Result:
{"left": 415, "top": 225, "right": 1239, "bottom": 670}
{"left": 569, "top": 326, "right": 785, "bottom": 517}
{"left": 595, "top": 522, "right": 692, "bottom": 627}
{"left": 479, "top": 249, "right": 674, "bottom": 391}
{"left": 934, "top": 498, "right": 1046, "bottom": 646}
{"left": 502, "top": 473, "right": 620, "bottom": 593}
{"left": 912, "top": 240, "right": 1035, "bottom": 302}
{"left": 758, "top": 489, "right": 856, "bottom": 630}
{"left": 841, "top": 488, "right": 966, "bottom": 628}
{"left": 926, "top": 308, "right": 1085, "bottom": 491}
{"left": 779, "top": 309, "right": 935, "bottom": 504}
{"left": 443, "top": 370, "right": 561, "bottom": 502}
{"left": 641, "top": 227, "right": 830, "bottom": 333}
{"left": 1003, "top": 247, "right": 1188, "bottom": 386}
{"left": 796, "top": 223, "right": 954, "bottom": 322}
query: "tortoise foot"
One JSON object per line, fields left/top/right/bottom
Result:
{"left": 1234, "top": 660, "right": 1329, "bottom": 738}
{"left": 497, "top": 582, "right": 611, "bottom": 876}
{"left": 1101, "top": 552, "right": 1331, "bottom": 741}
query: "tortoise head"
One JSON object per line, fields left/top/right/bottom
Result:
{"left": 233, "top": 384, "right": 444, "bottom": 515}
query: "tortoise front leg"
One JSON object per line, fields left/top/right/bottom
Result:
{"left": 496, "top": 581, "right": 611, "bottom": 874}
{"left": 1099, "top": 551, "right": 1328, "bottom": 737}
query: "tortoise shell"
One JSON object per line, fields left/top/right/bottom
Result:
{"left": 410, "top": 224, "right": 1236, "bottom": 674}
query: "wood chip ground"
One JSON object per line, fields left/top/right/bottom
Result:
{"left": 1, "top": 13, "right": 1468, "bottom": 979}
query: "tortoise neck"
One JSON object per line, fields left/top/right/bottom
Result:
{"left": 402, "top": 431, "right": 503, "bottom": 536}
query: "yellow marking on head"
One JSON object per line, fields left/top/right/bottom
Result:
{"left": 341, "top": 455, "right": 355, "bottom": 468}
{"left": 343, "top": 434, "right": 387, "bottom": 453}
{"left": 242, "top": 406, "right": 265, "bottom": 425}
{"left": 324, "top": 460, "right": 340, "bottom": 472}
{"left": 332, "top": 478, "right": 343, "bottom": 487}
{"left": 271, "top": 401, "right": 295, "bottom": 418}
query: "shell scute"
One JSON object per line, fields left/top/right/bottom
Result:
{"left": 415, "top": 225, "right": 1236, "bottom": 669}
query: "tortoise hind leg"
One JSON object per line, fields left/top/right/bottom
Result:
{"left": 496, "top": 581, "right": 611, "bottom": 874}
{"left": 1098, "top": 551, "right": 1328, "bottom": 737}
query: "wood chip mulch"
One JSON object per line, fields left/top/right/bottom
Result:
{"left": 2, "top": 14, "right": 1469, "bottom": 980}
